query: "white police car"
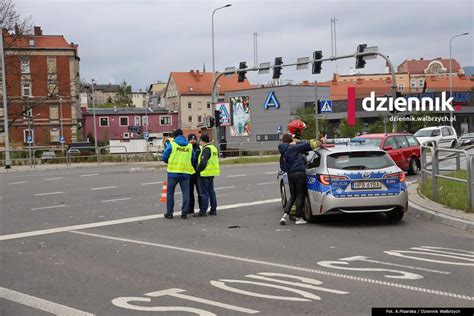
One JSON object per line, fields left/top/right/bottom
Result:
{"left": 278, "top": 139, "right": 408, "bottom": 222}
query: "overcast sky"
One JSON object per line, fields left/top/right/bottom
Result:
{"left": 15, "top": 0, "right": 473, "bottom": 91}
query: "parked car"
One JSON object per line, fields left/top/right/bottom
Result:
{"left": 359, "top": 133, "right": 420, "bottom": 175}
{"left": 41, "top": 151, "right": 56, "bottom": 161}
{"left": 278, "top": 140, "right": 408, "bottom": 222}
{"left": 414, "top": 126, "right": 458, "bottom": 148}
{"left": 67, "top": 142, "right": 96, "bottom": 156}
{"left": 459, "top": 133, "right": 474, "bottom": 147}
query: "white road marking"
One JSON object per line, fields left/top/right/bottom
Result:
{"left": 71, "top": 231, "right": 473, "bottom": 301}
{"left": 256, "top": 182, "right": 274, "bottom": 186}
{"left": 44, "top": 177, "right": 64, "bottom": 181}
{"left": 80, "top": 173, "right": 99, "bottom": 177}
{"left": 8, "top": 181, "right": 28, "bottom": 185}
{"left": 34, "top": 192, "right": 64, "bottom": 196}
{"left": 90, "top": 186, "right": 118, "bottom": 191}
{"left": 385, "top": 250, "right": 474, "bottom": 266}
{"left": 31, "top": 205, "right": 67, "bottom": 211}
{"left": 0, "top": 198, "right": 280, "bottom": 241}
{"left": 339, "top": 256, "right": 450, "bottom": 274}
{"left": 264, "top": 172, "right": 276, "bottom": 175}
{"left": 140, "top": 181, "right": 162, "bottom": 186}
{"left": 101, "top": 197, "right": 132, "bottom": 203}
{"left": 227, "top": 174, "right": 247, "bottom": 178}
{"left": 215, "top": 186, "right": 235, "bottom": 190}
{"left": 0, "top": 287, "right": 93, "bottom": 316}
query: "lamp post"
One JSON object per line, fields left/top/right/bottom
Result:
{"left": 211, "top": 3, "right": 231, "bottom": 146}
{"left": 1, "top": 29, "right": 11, "bottom": 169}
{"left": 59, "top": 96, "right": 64, "bottom": 152}
{"left": 449, "top": 32, "right": 469, "bottom": 127}
{"left": 91, "top": 79, "right": 98, "bottom": 154}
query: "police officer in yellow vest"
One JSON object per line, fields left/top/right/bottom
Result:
{"left": 162, "top": 129, "right": 196, "bottom": 219}
{"left": 194, "top": 135, "right": 220, "bottom": 217}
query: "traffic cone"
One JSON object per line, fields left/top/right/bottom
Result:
{"left": 160, "top": 181, "right": 167, "bottom": 203}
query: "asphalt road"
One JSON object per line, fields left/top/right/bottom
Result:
{"left": 1, "top": 163, "right": 473, "bottom": 315}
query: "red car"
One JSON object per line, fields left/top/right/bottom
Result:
{"left": 359, "top": 133, "right": 421, "bottom": 175}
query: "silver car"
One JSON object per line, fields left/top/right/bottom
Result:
{"left": 278, "top": 142, "right": 408, "bottom": 222}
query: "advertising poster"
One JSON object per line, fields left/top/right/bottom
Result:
{"left": 230, "top": 96, "right": 251, "bottom": 136}
{"left": 216, "top": 102, "right": 232, "bottom": 127}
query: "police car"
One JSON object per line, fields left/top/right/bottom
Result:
{"left": 278, "top": 139, "right": 408, "bottom": 222}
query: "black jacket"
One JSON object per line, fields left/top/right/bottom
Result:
{"left": 278, "top": 142, "right": 312, "bottom": 174}
{"left": 196, "top": 146, "right": 211, "bottom": 174}
{"left": 191, "top": 143, "right": 201, "bottom": 170}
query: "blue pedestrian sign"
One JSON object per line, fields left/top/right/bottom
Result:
{"left": 263, "top": 91, "right": 280, "bottom": 109}
{"left": 27, "top": 135, "right": 33, "bottom": 144}
{"left": 60, "top": 136, "right": 65, "bottom": 143}
{"left": 144, "top": 132, "right": 149, "bottom": 140}
{"left": 320, "top": 99, "right": 332, "bottom": 113}
{"left": 276, "top": 125, "right": 282, "bottom": 134}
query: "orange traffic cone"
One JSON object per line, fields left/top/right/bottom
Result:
{"left": 160, "top": 181, "right": 167, "bottom": 203}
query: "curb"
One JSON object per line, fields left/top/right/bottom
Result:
{"left": 408, "top": 201, "right": 474, "bottom": 232}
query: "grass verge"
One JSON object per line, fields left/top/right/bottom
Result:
{"left": 419, "top": 170, "right": 471, "bottom": 212}
{"left": 220, "top": 156, "right": 279, "bottom": 165}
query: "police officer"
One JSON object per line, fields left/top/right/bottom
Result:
{"left": 194, "top": 135, "right": 220, "bottom": 217}
{"left": 187, "top": 133, "right": 202, "bottom": 214}
{"left": 162, "top": 129, "right": 196, "bottom": 219}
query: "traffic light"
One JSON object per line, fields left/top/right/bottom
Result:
{"left": 355, "top": 44, "right": 367, "bottom": 69}
{"left": 273, "top": 57, "right": 283, "bottom": 79}
{"left": 312, "top": 51, "right": 323, "bottom": 74}
{"left": 214, "top": 110, "right": 221, "bottom": 127}
{"left": 316, "top": 99, "right": 321, "bottom": 114}
{"left": 209, "top": 116, "right": 215, "bottom": 128}
{"left": 238, "top": 62, "right": 247, "bottom": 82}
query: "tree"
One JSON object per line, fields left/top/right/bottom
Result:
{"left": 337, "top": 118, "right": 364, "bottom": 137}
{"left": 294, "top": 107, "right": 327, "bottom": 140}
{"left": 115, "top": 80, "right": 132, "bottom": 107}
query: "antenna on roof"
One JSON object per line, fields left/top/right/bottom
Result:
{"left": 203, "top": 62, "right": 206, "bottom": 72}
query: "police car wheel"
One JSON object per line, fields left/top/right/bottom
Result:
{"left": 386, "top": 209, "right": 404, "bottom": 221}
{"left": 303, "top": 195, "right": 315, "bottom": 223}
{"left": 280, "top": 181, "right": 287, "bottom": 209}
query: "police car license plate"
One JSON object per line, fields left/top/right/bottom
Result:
{"left": 351, "top": 181, "right": 382, "bottom": 190}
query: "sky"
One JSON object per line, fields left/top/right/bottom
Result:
{"left": 15, "top": 0, "right": 474, "bottom": 91}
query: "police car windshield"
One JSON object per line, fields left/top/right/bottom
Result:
{"left": 327, "top": 151, "right": 394, "bottom": 170}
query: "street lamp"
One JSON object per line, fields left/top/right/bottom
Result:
{"left": 91, "top": 79, "right": 98, "bottom": 154}
{"left": 59, "top": 96, "right": 64, "bottom": 152}
{"left": 449, "top": 32, "right": 469, "bottom": 127}
{"left": 211, "top": 3, "right": 231, "bottom": 146}
{"left": 1, "top": 29, "right": 12, "bottom": 169}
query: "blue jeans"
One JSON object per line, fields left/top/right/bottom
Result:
{"left": 166, "top": 176, "right": 190, "bottom": 216}
{"left": 198, "top": 176, "right": 217, "bottom": 215}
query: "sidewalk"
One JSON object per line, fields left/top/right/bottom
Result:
{"left": 408, "top": 182, "right": 474, "bottom": 232}
{"left": 0, "top": 161, "right": 165, "bottom": 173}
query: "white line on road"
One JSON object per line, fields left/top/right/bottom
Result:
{"left": 43, "top": 177, "right": 64, "bottom": 181}
{"left": 8, "top": 181, "right": 28, "bottom": 185}
{"left": 0, "top": 287, "right": 93, "bottom": 316}
{"left": 0, "top": 198, "right": 280, "bottom": 241}
{"left": 264, "top": 172, "right": 276, "bottom": 175}
{"left": 215, "top": 186, "right": 235, "bottom": 190}
{"left": 101, "top": 197, "right": 132, "bottom": 203}
{"left": 140, "top": 181, "right": 163, "bottom": 186}
{"left": 31, "top": 205, "right": 67, "bottom": 211}
{"left": 227, "top": 174, "right": 247, "bottom": 178}
{"left": 34, "top": 192, "right": 64, "bottom": 196}
{"left": 70, "top": 231, "right": 473, "bottom": 302}
{"left": 90, "top": 186, "right": 118, "bottom": 191}
{"left": 256, "top": 182, "right": 274, "bottom": 186}
{"left": 339, "top": 256, "right": 450, "bottom": 274}
{"left": 80, "top": 173, "right": 99, "bottom": 177}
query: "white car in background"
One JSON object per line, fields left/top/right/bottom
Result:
{"left": 414, "top": 126, "right": 458, "bottom": 148}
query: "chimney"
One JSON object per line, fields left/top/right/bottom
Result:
{"left": 14, "top": 24, "right": 20, "bottom": 35}
{"left": 420, "top": 57, "right": 423, "bottom": 61}
{"left": 34, "top": 26, "right": 42, "bottom": 36}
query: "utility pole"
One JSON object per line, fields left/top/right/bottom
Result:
{"left": 1, "top": 30, "right": 12, "bottom": 169}
{"left": 314, "top": 80, "right": 319, "bottom": 140}
{"left": 59, "top": 96, "right": 64, "bottom": 152}
{"left": 91, "top": 79, "right": 98, "bottom": 155}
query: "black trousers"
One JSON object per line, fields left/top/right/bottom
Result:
{"left": 284, "top": 171, "right": 307, "bottom": 218}
{"left": 188, "top": 173, "right": 202, "bottom": 213}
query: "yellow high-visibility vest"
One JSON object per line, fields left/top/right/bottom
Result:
{"left": 198, "top": 144, "right": 220, "bottom": 177}
{"left": 167, "top": 142, "right": 195, "bottom": 175}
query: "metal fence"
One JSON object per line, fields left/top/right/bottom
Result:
{"left": 420, "top": 144, "right": 474, "bottom": 210}
{"left": 219, "top": 142, "right": 279, "bottom": 157}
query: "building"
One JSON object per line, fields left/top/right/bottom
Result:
{"left": 81, "top": 107, "right": 178, "bottom": 143}
{"left": 91, "top": 84, "right": 120, "bottom": 105}
{"left": 147, "top": 81, "right": 167, "bottom": 108}
{"left": 1, "top": 26, "right": 80, "bottom": 147}
{"left": 163, "top": 70, "right": 252, "bottom": 134}
{"left": 131, "top": 91, "right": 146, "bottom": 108}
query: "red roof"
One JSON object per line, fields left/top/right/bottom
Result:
{"left": 424, "top": 76, "right": 474, "bottom": 91}
{"left": 4, "top": 33, "right": 74, "bottom": 49}
{"left": 321, "top": 79, "right": 393, "bottom": 101}
{"left": 169, "top": 71, "right": 252, "bottom": 95}
{"left": 398, "top": 58, "right": 461, "bottom": 74}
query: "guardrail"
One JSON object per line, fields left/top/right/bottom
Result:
{"left": 421, "top": 144, "right": 474, "bottom": 210}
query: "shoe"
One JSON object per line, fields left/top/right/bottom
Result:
{"left": 188, "top": 211, "right": 195, "bottom": 214}
{"left": 295, "top": 218, "right": 307, "bottom": 225}
{"left": 208, "top": 211, "right": 216, "bottom": 216}
{"left": 280, "top": 213, "right": 289, "bottom": 225}
{"left": 193, "top": 213, "right": 207, "bottom": 217}
{"left": 164, "top": 213, "right": 173, "bottom": 219}
{"left": 181, "top": 214, "right": 187, "bottom": 219}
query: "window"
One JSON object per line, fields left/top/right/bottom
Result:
{"left": 21, "top": 58, "right": 30, "bottom": 73}
{"left": 99, "top": 117, "right": 109, "bottom": 127}
{"left": 141, "top": 116, "right": 148, "bottom": 126}
{"left": 384, "top": 137, "right": 398, "bottom": 149}
{"left": 28, "top": 39, "right": 35, "bottom": 47}
{"left": 447, "top": 127, "right": 454, "bottom": 136}
{"left": 160, "top": 115, "right": 172, "bottom": 125}
{"left": 398, "top": 83, "right": 404, "bottom": 91}
{"left": 307, "top": 152, "right": 321, "bottom": 169}
{"left": 418, "top": 79, "right": 424, "bottom": 87}
{"left": 119, "top": 117, "right": 129, "bottom": 127}
{"left": 188, "top": 116, "right": 193, "bottom": 123}
{"left": 410, "top": 79, "right": 416, "bottom": 88}
{"left": 406, "top": 136, "right": 419, "bottom": 147}
{"left": 50, "top": 128, "right": 60, "bottom": 142}
{"left": 198, "top": 115, "right": 202, "bottom": 123}
{"left": 327, "top": 151, "right": 394, "bottom": 170}
{"left": 47, "top": 75, "right": 58, "bottom": 95}
{"left": 207, "top": 102, "right": 211, "bottom": 109}
{"left": 442, "top": 128, "right": 449, "bottom": 137}
{"left": 134, "top": 116, "right": 141, "bottom": 126}
{"left": 49, "top": 104, "right": 59, "bottom": 120}
{"left": 22, "top": 81, "right": 31, "bottom": 97}
{"left": 394, "top": 136, "right": 409, "bottom": 148}
{"left": 188, "top": 102, "right": 192, "bottom": 109}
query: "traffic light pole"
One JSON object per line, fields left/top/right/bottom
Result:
{"left": 211, "top": 49, "right": 397, "bottom": 148}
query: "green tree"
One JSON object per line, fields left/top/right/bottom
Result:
{"left": 294, "top": 107, "right": 327, "bottom": 140}
{"left": 115, "top": 80, "right": 132, "bottom": 107}
{"left": 337, "top": 118, "right": 363, "bottom": 137}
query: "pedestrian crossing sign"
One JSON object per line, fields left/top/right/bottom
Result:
{"left": 320, "top": 99, "right": 332, "bottom": 113}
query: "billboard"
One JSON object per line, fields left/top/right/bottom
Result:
{"left": 230, "top": 96, "right": 251, "bottom": 136}
{"left": 216, "top": 102, "right": 232, "bottom": 127}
